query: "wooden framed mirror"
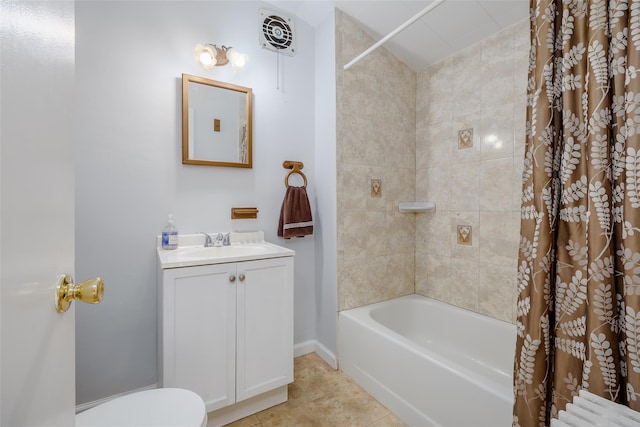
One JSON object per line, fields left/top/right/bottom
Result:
{"left": 182, "top": 74, "right": 252, "bottom": 168}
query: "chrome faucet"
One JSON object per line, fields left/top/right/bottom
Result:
{"left": 213, "top": 232, "right": 224, "bottom": 247}
{"left": 199, "top": 232, "right": 213, "bottom": 247}
{"left": 223, "top": 232, "right": 231, "bottom": 246}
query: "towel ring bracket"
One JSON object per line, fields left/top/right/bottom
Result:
{"left": 283, "top": 160, "right": 307, "bottom": 188}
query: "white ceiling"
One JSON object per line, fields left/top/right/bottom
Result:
{"left": 264, "top": 0, "right": 528, "bottom": 71}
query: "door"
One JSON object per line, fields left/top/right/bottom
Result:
{"left": 1, "top": 1, "right": 76, "bottom": 426}
{"left": 236, "top": 257, "right": 294, "bottom": 402}
{"left": 160, "top": 263, "right": 236, "bottom": 412}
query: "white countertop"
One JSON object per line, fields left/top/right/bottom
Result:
{"left": 157, "top": 231, "right": 294, "bottom": 269}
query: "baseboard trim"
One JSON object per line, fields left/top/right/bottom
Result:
{"left": 294, "top": 339, "right": 316, "bottom": 357}
{"left": 294, "top": 339, "right": 337, "bottom": 369}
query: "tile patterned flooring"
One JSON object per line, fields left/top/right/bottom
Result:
{"left": 224, "top": 352, "right": 407, "bottom": 427}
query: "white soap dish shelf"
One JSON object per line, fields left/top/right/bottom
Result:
{"left": 398, "top": 202, "right": 436, "bottom": 213}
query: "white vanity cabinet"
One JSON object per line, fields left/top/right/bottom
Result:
{"left": 157, "top": 237, "right": 294, "bottom": 426}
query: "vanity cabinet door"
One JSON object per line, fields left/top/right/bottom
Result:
{"left": 161, "top": 263, "right": 236, "bottom": 412}
{"left": 235, "top": 257, "right": 294, "bottom": 402}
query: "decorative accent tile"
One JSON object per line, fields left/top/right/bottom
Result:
{"left": 457, "top": 225, "right": 472, "bottom": 245}
{"left": 370, "top": 179, "right": 382, "bottom": 197}
{"left": 458, "top": 128, "right": 474, "bottom": 149}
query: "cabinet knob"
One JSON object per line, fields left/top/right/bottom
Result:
{"left": 229, "top": 275, "right": 236, "bottom": 283}
{"left": 239, "top": 273, "right": 246, "bottom": 282}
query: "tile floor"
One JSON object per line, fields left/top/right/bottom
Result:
{"left": 224, "top": 352, "right": 407, "bottom": 426}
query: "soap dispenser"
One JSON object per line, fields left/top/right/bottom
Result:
{"left": 162, "top": 214, "right": 178, "bottom": 250}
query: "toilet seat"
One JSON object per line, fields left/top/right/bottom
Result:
{"left": 76, "top": 388, "right": 207, "bottom": 427}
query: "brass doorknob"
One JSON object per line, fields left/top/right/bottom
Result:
{"left": 55, "top": 274, "right": 104, "bottom": 313}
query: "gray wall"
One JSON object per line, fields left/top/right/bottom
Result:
{"left": 75, "top": 1, "right": 322, "bottom": 404}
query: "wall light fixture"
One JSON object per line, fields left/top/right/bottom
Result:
{"left": 194, "top": 44, "right": 248, "bottom": 70}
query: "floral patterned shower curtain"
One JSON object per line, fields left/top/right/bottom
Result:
{"left": 514, "top": 0, "right": 640, "bottom": 425}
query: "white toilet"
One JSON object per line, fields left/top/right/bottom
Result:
{"left": 75, "top": 388, "right": 207, "bottom": 427}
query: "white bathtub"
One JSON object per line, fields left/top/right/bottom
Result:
{"left": 338, "top": 294, "right": 516, "bottom": 427}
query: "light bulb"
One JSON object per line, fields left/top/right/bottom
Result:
{"left": 235, "top": 54, "right": 247, "bottom": 68}
{"left": 232, "top": 54, "right": 246, "bottom": 68}
{"left": 194, "top": 44, "right": 217, "bottom": 69}
{"left": 226, "top": 48, "right": 247, "bottom": 69}
{"left": 199, "top": 51, "right": 214, "bottom": 66}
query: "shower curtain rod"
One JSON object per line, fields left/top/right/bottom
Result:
{"left": 343, "top": 0, "right": 447, "bottom": 70}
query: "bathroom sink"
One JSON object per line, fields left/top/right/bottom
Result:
{"left": 157, "top": 235, "right": 294, "bottom": 269}
{"left": 178, "top": 244, "right": 274, "bottom": 260}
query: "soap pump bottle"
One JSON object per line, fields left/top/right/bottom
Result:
{"left": 162, "top": 214, "right": 178, "bottom": 250}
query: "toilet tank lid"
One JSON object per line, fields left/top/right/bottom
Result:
{"left": 76, "top": 388, "right": 206, "bottom": 427}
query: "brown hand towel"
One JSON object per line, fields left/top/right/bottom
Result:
{"left": 278, "top": 186, "right": 313, "bottom": 239}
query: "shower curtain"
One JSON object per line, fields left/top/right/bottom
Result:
{"left": 513, "top": 0, "right": 640, "bottom": 425}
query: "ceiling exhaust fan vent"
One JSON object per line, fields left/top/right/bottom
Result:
{"left": 259, "top": 9, "right": 296, "bottom": 56}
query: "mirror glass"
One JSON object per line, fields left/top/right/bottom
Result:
{"left": 182, "top": 74, "right": 252, "bottom": 168}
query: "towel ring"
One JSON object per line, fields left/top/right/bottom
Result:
{"left": 285, "top": 169, "right": 307, "bottom": 188}
{"left": 283, "top": 160, "right": 307, "bottom": 188}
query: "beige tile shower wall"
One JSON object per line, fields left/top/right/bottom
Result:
{"left": 336, "top": 10, "right": 417, "bottom": 311}
{"left": 415, "top": 20, "right": 529, "bottom": 323}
